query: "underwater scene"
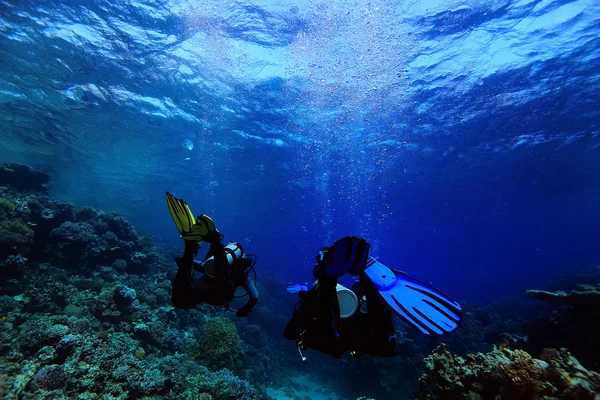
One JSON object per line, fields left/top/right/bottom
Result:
{"left": 1, "top": 0, "right": 600, "bottom": 399}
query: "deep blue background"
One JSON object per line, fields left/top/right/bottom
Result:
{"left": 1, "top": 0, "right": 599, "bottom": 303}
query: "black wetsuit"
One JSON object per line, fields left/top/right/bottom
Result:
{"left": 284, "top": 278, "right": 396, "bottom": 359}
{"left": 171, "top": 240, "right": 259, "bottom": 313}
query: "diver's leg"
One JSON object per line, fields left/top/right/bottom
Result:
{"left": 206, "top": 239, "right": 230, "bottom": 282}
{"left": 315, "top": 276, "right": 346, "bottom": 357}
{"left": 317, "top": 276, "right": 341, "bottom": 329}
{"left": 360, "top": 276, "right": 397, "bottom": 356}
{"left": 171, "top": 240, "right": 203, "bottom": 309}
{"left": 205, "top": 238, "right": 236, "bottom": 303}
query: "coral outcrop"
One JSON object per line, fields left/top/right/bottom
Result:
{"left": 524, "top": 283, "right": 600, "bottom": 372}
{"left": 416, "top": 344, "right": 600, "bottom": 399}
{"left": 197, "top": 316, "right": 243, "bottom": 371}
{"left": 0, "top": 163, "right": 51, "bottom": 193}
{"left": 527, "top": 287, "right": 600, "bottom": 307}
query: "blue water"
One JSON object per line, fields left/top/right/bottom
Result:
{"left": 1, "top": 0, "right": 599, "bottom": 305}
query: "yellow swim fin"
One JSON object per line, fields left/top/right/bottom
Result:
{"left": 183, "top": 214, "right": 217, "bottom": 241}
{"left": 166, "top": 192, "right": 196, "bottom": 237}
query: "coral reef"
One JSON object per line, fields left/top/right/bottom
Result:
{"left": 416, "top": 344, "right": 600, "bottom": 399}
{"left": 0, "top": 269, "right": 265, "bottom": 399}
{"left": 197, "top": 316, "right": 243, "bottom": 371}
{"left": 183, "top": 368, "right": 259, "bottom": 400}
{"left": 0, "top": 164, "right": 272, "bottom": 399}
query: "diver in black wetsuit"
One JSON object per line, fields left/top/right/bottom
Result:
{"left": 171, "top": 236, "right": 258, "bottom": 317}
{"left": 166, "top": 192, "right": 258, "bottom": 317}
{"left": 284, "top": 278, "right": 397, "bottom": 360}
{"left": 284, "top": 237, "right": 397, "bottom": 361}
{"left": 284, "top": 235, "right": 462, "bottom": 363}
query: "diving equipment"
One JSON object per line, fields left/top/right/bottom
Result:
{"left": 200, "top": 242, "right": 244, "bottom": 278}
{"left": 183, "top": 214, "right": 217, "bottom": 241}
{"left": 287, "top": 282, "right": 309, "bottom": 294}
{"left": 359, "top": 295, "right": 367, "bottom": 314}
{"left": 165, "top": 192, "right": 196, "bottom": 237}
{"left": 363, "top": 257, "right": 462, "bottom": 335}
{"left": 315, "top": 236, "right": 370, "bottom": 278}
{"left": 287, "top": 282, "right": 359, "bottom": 319}
{"left": 165, "top": 192, "right": 217, "bottom": 241}
{"left": 336, "top": 283, "right": 359, "bottom": 319}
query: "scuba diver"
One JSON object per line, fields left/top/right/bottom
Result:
{"left": 165, "top": 192, "right": 259, "bottom": 317}
{"left": 284, "top": 236, "right": 462, "bottom": 362}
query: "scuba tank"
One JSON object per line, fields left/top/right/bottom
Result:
{"left": 336, "top": 283, "right": 359, "bottom": 319}
{"left": 359, "top": 295, "right": 368, "bottom": 313}
{"left": 201, "top": 242, "right": 244, "bottom": 278}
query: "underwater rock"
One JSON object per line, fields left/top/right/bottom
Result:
{"left": 47, "top": 221, "right": 103, "bottom": 263}
{"left": 74, "top": 206, "right": 99, "bottom": 222}
{"left": 19, "top": 319, "right": 69, "bottom": 353}
{"left": 0, "top": 374, "right": 14, "bottom": 398}
{"left": 0, "top": 197, "right": 17, "bottom": 221}
{"left": 45, "top": 217, "right": 145, "bottom": 268}
{"left": 100, "top": 212, "right": 139, "bottom": 242}
{"left": 416, "top": 343, "right": 600, "bottom": 399}
{"left": 0, "top": 163, "right": 51, "bottom": 194}
{"left": 93, "top": 284, "right": 141, "bottom": 320}
{"left": 0, "top": 229, "right": 33, "bottom": 260}
{"left": 56, "top": 333, "right": 82, "bottom": 361}
{"left": 36, "top": 345, "right": 57, "bottom": 364}
{"left": 33, "top": 364, "right": 68, "bottom": 390}
{"left": 113, "top": 285, "right": 140, "bottom": 312}
{"left": 183, "top": 368, "right": 259, "bottom": 400}
{"left": 524, "top": 285, "right": 600, "bottom": 372}
{"left": 47, "top": 324, "right": 69, "bottom": 339}
{"left": 526, "top": 287, "right": 600, "bottom": 307}
{"left": 63, "top": 304, "right": 83, "bottom": 316}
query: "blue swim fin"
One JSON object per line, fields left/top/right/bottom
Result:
{"left": 316, "top": 236, "right": 370, "bottom": 278}
{"left": 286, "top": 282, "right": 308, "bottom": 294}
{"left": 364, "top": 257, "right": 462, "bottom": 335}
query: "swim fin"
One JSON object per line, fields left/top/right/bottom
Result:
{"left": 185, "top": 214, "right": 217, "bottom": 241}
{"left": 287, "top": 282, "right": 309, "bottom": 294}
{"left": 166, "top": 192, "right": 196, "bottom": 237}
{"left": 363, "top": 257, "right": 462, "bottom": 335}
{"left": 166, "top": 192, "right": 218, "bottom": 241}
{"left": 315, "top": 236, "right": 370, "bottom": 278}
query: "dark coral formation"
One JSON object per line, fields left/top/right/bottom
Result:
{"left": 527, "top": 287, "right": 600, "bottom": 307}
{"left": 33, "top": 365, "right": 69, "bottom": 390}
{"left": 416, "top": 344, "right": 600, "bottom": 400}
{"left": 524, "top": 283, "right": 600, "bottom": 373}
{"left": 0, "top": 163, "right": 51, "bottom": 193}
{"left": 197, "top": 316, "right": 243, "bottom": 370}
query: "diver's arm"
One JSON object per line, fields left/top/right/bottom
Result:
{"left": 235, "top": 274, "right": 259, "bottom": 317}
{"left": 243, "top": 274, "right": 259, "bottom": 307}
{"left": 283, "top": 286, "right": 317, "bottom": 339}
{"left": 192, "top": 260, "right": 206, "bottom": 274}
